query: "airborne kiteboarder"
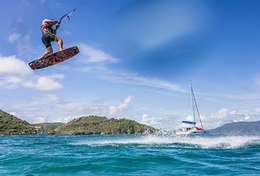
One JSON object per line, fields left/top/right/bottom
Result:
{"left": 28, "top": 9, "right": 79, "bottom": 70}
{"left": 40, "top": 19, "right": 63, "bottom": 58}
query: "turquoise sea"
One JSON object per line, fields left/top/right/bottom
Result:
{"left": 0, "top": 134, "right": 260, "bottom": 176}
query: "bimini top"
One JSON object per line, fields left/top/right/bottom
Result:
{"left": 182, "top": 121, "right": 196, "bottom": 125}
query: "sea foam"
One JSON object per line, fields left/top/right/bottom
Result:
{"left": 72, "top": 135, "right": 260, "bottom": 149}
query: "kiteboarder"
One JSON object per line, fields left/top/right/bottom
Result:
{"left": 40, "top": 19, "right": 63, "bottom": 58}
{"left": 28, "top": 9, "right": 78, "bottom": 70}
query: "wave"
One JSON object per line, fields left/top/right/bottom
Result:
{"left": 72, "top": 135, "right": 260, "bottom": 149}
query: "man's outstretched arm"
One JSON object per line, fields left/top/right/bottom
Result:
{"left": 42, "top": 19, "right": 58, "bottom": 24}
{"left": 54, "top": 24, "right": 60, "bottom": 35}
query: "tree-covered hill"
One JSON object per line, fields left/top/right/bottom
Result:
{"left": 0, "top": 109, "right": 156, "bottom": 135}
{"left": 0, "top": 110, "right": 36, "bottom": 135}
{"left": 55, "top": 116, "right": 156, "bottom": 135}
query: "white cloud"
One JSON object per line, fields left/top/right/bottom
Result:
{"left": 0, "top": 76, "right": 23, "bottom": 89}
{"left": 80, "top": 66, "right": 185, "bottom": 93}
{"left": 0, "top": 54, "right": 63, "bottom": 91}
{"left": 105, "top": 71, "right": 185, "bottom": 93}
{"left": 185, "top": 115, "right": 194, "bottom": 121}
{"left": 202, "top": 108, "right": 260, "bottom": 129}
{"left": 0, "top": 55, "right": 31, "bottom": 75}
{"left": 140, "top": 113, "right": 178, "bottom": 129}
{"left": 209, "top": 108, "right": 230, "bottom": 120}
{"left": 24, "top": 76, "right": 63, "bottom": 91}
{"left": 109, "top": 96, "right": 132, "bottom": 115}
{"left": 0, "top": 75, "right": 63, "bottom": 91}
{"left": 5, "top": 95, "right": 133, "bottom": 123}
{"left": 79, "top": 43, "right": 118, "bottom": 63}
{"left": 244, "top": 116, "right": 250, "bottom": 120}
{"left": 141, "top": 114, "right": 162, "bottom": 126}
{"left": 2, "top": 76, "right": 22, "bottom": 84}
{"left": 8, "top": 33, "right": 21, "bottom": 43}
{"left": 9, "top": 15, "right": 41, "bottom": 58}
{"left": 8, "top": 94, "right": 86, "bottom": 123}
{"left": 10, "top": 112, "right": 18, "bottom": 116}
{"left": 75, "top": 42, "right": 184, "bottom": 94}
{"left": 126, "top": 75, "right": 184, "bottom": 92}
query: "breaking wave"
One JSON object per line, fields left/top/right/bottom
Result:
{"left": 73, "top": 135, "right": 260, "bottom": 149}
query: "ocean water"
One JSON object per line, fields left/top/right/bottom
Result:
{"left": 0, "top": 134, "right": 260, "bottom": 176}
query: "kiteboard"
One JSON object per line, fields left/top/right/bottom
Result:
{"left": 28, "top": 46, "right": 79, "bottom": 70}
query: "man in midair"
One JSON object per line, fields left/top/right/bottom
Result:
{"left": 40, "top": 19, "right": 63, "bottom": 58}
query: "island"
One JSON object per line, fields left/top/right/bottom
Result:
{"left": 207, "top": 120, "right": 260, "bottom": 136}
{"left": 0, "top": 109, "right": 156, "bottom": 135}
{"left": 55, "top": 116, "right": 156, "bottom": 135}
{"left": 0, "top": 110, "right": 37, "bottom": 135}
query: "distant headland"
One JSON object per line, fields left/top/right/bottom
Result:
{"left": 0, "top": 109, "right": 156, "bottom": 135}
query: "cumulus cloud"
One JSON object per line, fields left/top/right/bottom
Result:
{"left": 185, "top": 115, "right": 195, "bottom": 121}
{"left": 0, "top": 76, "right": 23, "bottom": 88}
{"left": 8, "top": 94, "right": 85, "bottom": 123}
{"left": 201, "top": 108, "right": 260, "bottom": 129}
{"left": 24, "top": 76, "right": 63, "bottom": 91}
{"left": 109, "top": 96, "right": 132, "bottom": 115}
{"left": 4, "top": 95, "right": 134, "bottom": 123}
{"left": 141, "top": 114, "right": 162, "bottom": 126}
{"left": 0, "top": 55, "right": 31, "bottom": 75}
{"left": 0, "top": 75, "right": 63, "bottom": 91}
{"left": 140, "top": 113, "right": 179, "bottom": 129}
{"left": 79, "top": 43, "right": 118, "bottom": 63}
{"left": 0, "top": 55, "right": 63, "bottom": 91}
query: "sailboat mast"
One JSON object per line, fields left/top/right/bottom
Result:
{"left": 190, "top": 83, "right": 204, "bottom": 129}
{"left": 190, "top": 84, "right": 196, "bottom": 125}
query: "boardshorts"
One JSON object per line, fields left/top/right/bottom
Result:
{"left": 41, "top": 32, "right": 58, "bottom": 49}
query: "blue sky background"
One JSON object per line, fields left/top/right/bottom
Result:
{"left": 1, "top": 0, "right": 260, "bottom": 129}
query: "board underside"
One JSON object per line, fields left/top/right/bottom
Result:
{"left": 28, "top": 46, "right": 79, "bottom": 70}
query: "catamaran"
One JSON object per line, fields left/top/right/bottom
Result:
{"left": 175, "top": 83, "right": 206, "bottom": 135}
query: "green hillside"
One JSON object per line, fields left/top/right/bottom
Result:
{"left": 0, "top": 110, "right": 36, "bottom": 135}
{"left": 0, "top": 109, "right": 156, "bottom": 135}
{"left": 55, "top": 116, "right": 156, "bottom": 135}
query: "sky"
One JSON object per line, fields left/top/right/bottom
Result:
{"left": 1, "top": 0, "right": 260, "bottom": 130}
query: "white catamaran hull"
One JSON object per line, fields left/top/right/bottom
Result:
{"left": 175, "top": 128, "right": 206, "bottom": 135}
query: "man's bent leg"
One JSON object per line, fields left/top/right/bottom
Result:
{"left": 55, "top": 36, "right": 63, "bottom": 52}
{"left": 41, "top": 46, "right": 53, "bottom": 58}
